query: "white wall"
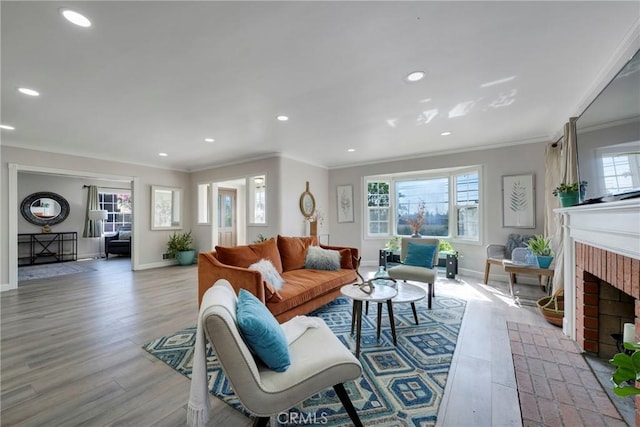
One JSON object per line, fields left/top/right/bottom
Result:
{"left": 279, "top": 156, "right": 328, "bottom": 237}
{"left": 327, "top": 142, "right": 548, "bottom": 277}
{"left": 1, "top": 146, "right": 191, "bottom": 289}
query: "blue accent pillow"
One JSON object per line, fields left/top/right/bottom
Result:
{"left": 236, "top": 289, "right": 291, "bottom": 372}
{"left": 404, "top": 242, "right": 437, "bottom": 268}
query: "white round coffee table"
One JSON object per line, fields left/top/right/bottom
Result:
{"left": 391, "top": 282, "right": 427, "bottom": 324}
{"left": 341, "top": 283, "right": 398, "bottom": 358}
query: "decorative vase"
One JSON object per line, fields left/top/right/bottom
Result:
{"left": 536, "top": 255, "right": 553, "bottom": 269}
{"left": 176, "top": 250, "right": 196, "bottom": 266}
{"left": 558, "top": 191, "right": 579, "bottom": 207}
{"left": 411, "top": 233, "right": 421, "bottom": 238}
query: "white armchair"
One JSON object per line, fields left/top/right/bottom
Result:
{"left": 199, "top": 280, "right": 364, "bottom": 426}
{"left": 484, "top": 233, "right": 535, "bottom": 284}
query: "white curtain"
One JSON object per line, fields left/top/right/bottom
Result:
{"left": 83, "top": 185, "right": 100, "bottom": 238}
{"left": 546, "top": 118, "right": 578, "bottom": 292}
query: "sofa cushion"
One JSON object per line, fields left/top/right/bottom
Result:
{"left": 304, "top": 246, "right": 341, "bottom": 271}
{"left": 118, "top": 230, "right": 132, "bottom": 240}
{"left": 267, "top": 268, "right": 357, "bottom": 317}
{"left": 236, "top": 289, "right": 290, "bottom": 372}
{"left": 277, "top": 235, "right": 318, "bottom": 272}
{"left": 215, "top": 238, "right": 283, "bottom": 273}
{"left": 248, "top": 259, "right": 285, "bottom": 290}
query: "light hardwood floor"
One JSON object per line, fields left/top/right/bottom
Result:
{"left": 1, "top": 258, "right": 550, "bottom": 426}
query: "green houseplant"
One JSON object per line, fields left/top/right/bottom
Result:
{"left": 553, "top": 181, "right": 587, "bottom": 207}
{"left": 167, "top": 230, "right": 195, "bottom": 265}
{"left": 526, "top": 235, "right": 553, "bottom": 268}
{"left": 611, "top": 343, "right": 640, "bottom": 397}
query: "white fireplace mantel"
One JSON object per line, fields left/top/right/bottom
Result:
{"left": 557, "top": 199, "right": 640, "bottom": 340}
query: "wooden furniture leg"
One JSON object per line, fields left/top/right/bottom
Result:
{"left": 483, "top": 261, "right": 491, "bottom": 284}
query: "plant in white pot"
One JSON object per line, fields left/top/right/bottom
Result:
{"left": 167, "top": 230, "right": 195, "bottom": 266}
{"left": 526, "top": 235, "right": 554, "bottom": 269}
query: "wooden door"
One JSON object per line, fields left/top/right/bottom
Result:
{"left": 217, "top": 188, "right": 237, "bottom": 246}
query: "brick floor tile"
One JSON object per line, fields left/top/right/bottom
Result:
{"left": 536, "top": 346, "right": 554, "bottom": 362}
{"left": 519, "top": 391, "right": 541, "bottom": 423}
{"left": 508, "top": 330, "right": 521, "bottom": 342}
{"left": 558, "top": 403, "right": 582, "bottom": 426}
{"left": 546, "top": 336, "right": 565, "bottom": 350}
{"left": 588, "top": 389, "right": 623, "bottom": 419}
{"left": 532, "top": 334, "right": 548, "bottom": 348}
{"left": 522, "top": 421, "right": 543, "bottom": 427}
{"left": 516, "top": 369, "right": 534, "bottom": 394}
{"left": 567, "top": 352, "right": 589, "bottom": 369}
{"left": 550, "top": 349, "right": 571, "bottom": 365}
{"left": 603, "top": 415, "right": 630, "bottom": 427}
{"left": 559, "top": 364, "right": 583, "bottom": 386}
{"left": 548, "top": 379, "right": 573, "bottom": 404}
{"left": 510, "top": 341, "right": 524, "bottom": 356}
{"left": 531, "top": 375, "right": 553, "bottom": 400}
{"left": 542, "top": 361, "right": 562, "bottom": 380}
{"left": 579, "top": 408, "right": 606, "bottom": 427}
{"left": 523, "top": 343, "right": 541, "bottom": 359}
{"left": 513, "top": 354, "right": 529, "bottom": 372}
{"left": 567, "top": 383, "right": 596, "bottom": 409}
{"left": 580, "top": 369, "right": 604, "bottom": 390}
{"left": 561, "top": 338, "right": 581, "bottom": 354}
{"left": 538, "top": 397, "right": 562, "bottom": 426}
{"left": 520, "top": 331, "right": 534, "bottom": 344}
{"left": 507, "top": 321, "right": 518, "bottom": 330}
{"left": 527, "top": 358, "right": 545, "bottom": 377}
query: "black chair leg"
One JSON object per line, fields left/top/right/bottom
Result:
{"left": 333, "top": 383, "right": 363, "bottom": 427}
{"left": 254, "top": 416, "right": 269, "bottom": 427}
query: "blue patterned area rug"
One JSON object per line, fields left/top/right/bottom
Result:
{"left": 143, "top": 294, "right": 466, "bottom": 426}
{"left": 18, "top": 261, "right": 96, "bottom": 282}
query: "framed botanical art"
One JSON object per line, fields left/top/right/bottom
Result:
{"left": 336, "top": 184, "right": 354, "bottom": 223}
{"left": 502, "top": 174, "right": 535, "bottom": 228}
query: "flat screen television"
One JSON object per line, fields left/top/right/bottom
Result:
{"left": 576, "top": 48, "right": 640, "bottom": 203}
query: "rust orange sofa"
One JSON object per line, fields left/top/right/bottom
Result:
{"left": 198, "top": 235, "right": 360, "bottom": 323}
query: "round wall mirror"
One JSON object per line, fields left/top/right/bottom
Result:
{"left": 299, "top": 181, "right": 316, "bottom": 218}
{"left": 20, "top": 192, "right": 70, "bottom": 226}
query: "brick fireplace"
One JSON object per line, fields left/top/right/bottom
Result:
{"left": 560, "top": 199, "right": 640, "bottom": 424}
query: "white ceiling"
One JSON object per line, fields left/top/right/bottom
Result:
{"left": 1, "top": 1, "right": 639, "bottom": 171}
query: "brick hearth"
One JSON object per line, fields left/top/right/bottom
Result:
{"left": 574, "top": 241, "right": 640, "bottom": 425}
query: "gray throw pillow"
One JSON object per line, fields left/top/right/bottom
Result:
{"left": 304, "top": 246, "right": 341, "bottom": 271}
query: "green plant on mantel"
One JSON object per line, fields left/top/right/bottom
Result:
{"left": 552, "top": 181, "right": 587, "bottom": 197}
{"left": 525, "top": 235, "right": 553, "bottom": 256}
{"left": 611, "top": 343, "right": 640, "bottom": 396}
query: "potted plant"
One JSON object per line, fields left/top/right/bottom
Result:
{"left": 167, "top": 230, "right": 195, "bottom": 266}
{"left": 610, "top": 342, "right": 640, "bottom": 397}
{"left": 525, "top": 235, "right": 554, "bottom": 268}
{"left": 553, "top": 181, "right": 587, "bottom": 207}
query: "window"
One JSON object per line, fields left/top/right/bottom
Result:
{"left": 197, "top": 183, "right": 210, "bottom": 224}
{"left": 249, "top": 175, "right": 266, "bottom": 224}
{"left": 396, "top": 177, "right": 449, "bottom": 236}
{"left": 366, "top": 181, "right": 390, "bottom": 235}
{"left": 99, "top": 191, "right": 132, "bottom": 233}
{"left": 455, "top": 172, "right": 479, "bottom": 240}
{"left": 365, "top": 167, "right": 481, "bottom": 241}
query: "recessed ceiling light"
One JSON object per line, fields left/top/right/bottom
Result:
{"left": 0, "top": 124, "right": 15, "bottom": 130}
{"left": 159, "top": 152, "right": 168, "bottom": 157}
{"left": 405, "top": 71, "right": 426, "bottom": 82}
{"left": 18, "top": 87, "right": 40, "bottom": 96}
{"left": 204, "top": 138, "right": 215, "bottom": 142}
{"left": 440, "top": 131, "right": 452, "bottom": 136}
{"left": 276, "top": 115, "right": 289, "bottom": 121}
{"left": 347, "top": 148, "right": 356, "bottom": 152}
{"left": 60, "top": 9, "right": 92, "bottom": 28}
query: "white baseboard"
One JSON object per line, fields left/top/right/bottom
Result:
{"left": 135, "top": 260, "right": 177, "bottom": 270}
{"left": 1, "top": 283, "right": 17, "bottom": 292}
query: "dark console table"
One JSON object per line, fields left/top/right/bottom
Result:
{"left": 18, "top": 232, "right": 78, "bottom": 266}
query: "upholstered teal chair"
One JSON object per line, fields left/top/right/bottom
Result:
{"left": 387, "top": 238, "right": 439, "bottom": 309}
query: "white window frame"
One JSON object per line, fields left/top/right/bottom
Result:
{"left": 364, "top": 166, "right": 482, "bottom": 244}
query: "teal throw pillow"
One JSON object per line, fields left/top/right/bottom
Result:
{"left": 404, "top": 242, "right": 437, "bottom": 268}
{"left": 236, "top": 289, "right": 291, "bottom": 372}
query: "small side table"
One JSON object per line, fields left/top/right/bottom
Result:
{"left": 341, "top": 283, "right": 397, "bottom": 358}
{"left": 502, "top": 260, "right": 554, "bottom": 297}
